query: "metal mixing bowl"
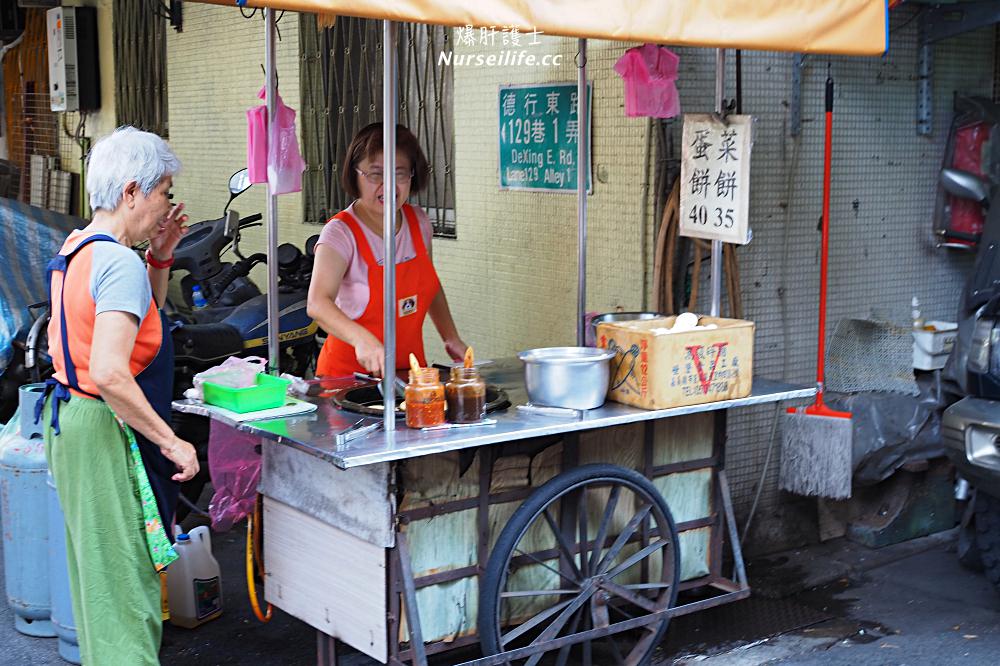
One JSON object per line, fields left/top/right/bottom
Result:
{"left": 517, "top": 347, "right": 616, "bottom": 410}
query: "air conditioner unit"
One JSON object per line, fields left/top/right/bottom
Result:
{"left": 46, "top": 6, "right": 100, "bottom": 112}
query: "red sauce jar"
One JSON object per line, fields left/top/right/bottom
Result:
{"left": 405, "top": 368, "right": 446, "bottom": 428}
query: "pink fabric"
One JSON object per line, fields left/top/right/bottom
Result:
{"left": 614, "top": 44, "right": 680, "bottom": 119}
{"left": 316, "top": 202, "right": 435, "bottom": 319}
{"left": 246, "top": 87, "right": 307, "bottom": 193}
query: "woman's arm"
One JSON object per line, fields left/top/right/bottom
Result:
{"left": 90, "top": 311, "right": 198, "bottom": 481}
{"left": 428, "top": 288, "right": 467, "bottom": 362}
{"left": 307, "top": 244, "right": 387, "bottom": 376}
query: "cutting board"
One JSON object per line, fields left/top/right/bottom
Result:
{"left": 201, "top": 397, "right": 318, "bottom": 423}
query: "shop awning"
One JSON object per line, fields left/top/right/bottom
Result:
{"left": 191, "top": 0, "right": 888, "bottom": 55}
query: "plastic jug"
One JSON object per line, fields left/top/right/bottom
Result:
{"left": 166, "top": 526, "right": 223, "bottom": 628}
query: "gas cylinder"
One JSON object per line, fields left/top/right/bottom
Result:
{"left": 166, "top": 526, "right": 224, "bottom": 628}
{"left": 0, "top": 383, "right": 55, "bottom": 637}
{"left": 47, "top": 471, "right": 80, "bottom": 663}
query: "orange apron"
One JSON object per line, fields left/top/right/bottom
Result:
{"left": 316, "top": 204, "right": 441, "bottom": 377}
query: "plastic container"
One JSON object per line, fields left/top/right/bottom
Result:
{"left": 913, "top": 320, "right": 958, "bottom": 371}
{"left": 166, "top": 526, "right": 223, "bottom": 628}
{"left": 202, "top": 373, "right": 291, "bottom": 413}
{"left": 445, "top": 367, "right": 486, "bottom": 423}
{"left": 405, "top": 368, "right": 446, "bottom": 429}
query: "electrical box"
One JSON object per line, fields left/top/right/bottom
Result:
{"left": 46, "top": 6, "right": 100, "bottom": 112}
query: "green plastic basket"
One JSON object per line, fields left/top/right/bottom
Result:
{"left": 202, "top": 373, "right": 291, "bottom": 414}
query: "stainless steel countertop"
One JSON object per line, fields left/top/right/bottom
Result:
{"left": 173, "top": 359, "right": 815, "bottom": 469}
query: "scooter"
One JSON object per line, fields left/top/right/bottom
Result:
{"left": 939, "top": 157, "right": 1000, "bottom": 591}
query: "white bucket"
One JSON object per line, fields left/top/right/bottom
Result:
{"left": 912, "top": 321, "right": 957, "bottom": 371}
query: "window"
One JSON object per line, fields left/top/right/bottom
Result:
{"left": 301, "top": 16, "right": 457, "bottom": 237}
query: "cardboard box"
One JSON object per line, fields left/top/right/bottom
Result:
{"left": 596, "top": 315, "right": 754, "bottom": 410}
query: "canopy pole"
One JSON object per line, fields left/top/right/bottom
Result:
{"left": 576, "top": 39, "right": 588, "bottom": 346}
{"left": 710, "top": 48, "right": 725, "bottom": 318}
{"left": 264, "top": 8, "right": 280, "bottom": 372}
{"left": 382, "top": 20, "right": 398, "bottom": 432}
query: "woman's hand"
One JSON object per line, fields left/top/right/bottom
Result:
{"left": 161, "top": 435, "right": 199, "bottom": 482}
{"left": 444, "top": 337, "right": 468, "bottom": 363}
{"left": 149, "top": 203, "right": 188, "bottom": 261}
{"left": 355, "top": 332, "right": 386, "bottom": 377}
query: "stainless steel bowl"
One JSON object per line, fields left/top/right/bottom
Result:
{"left": 588, "top": 312, "right": 664, "bottom": 346}
{"left": 517, "top": 347, "right": 616, "bottom": 410}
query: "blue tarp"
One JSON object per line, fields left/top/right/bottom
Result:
{"left": 0, "top": 198, "right": 83, "bottom": 373}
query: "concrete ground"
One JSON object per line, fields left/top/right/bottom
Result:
{"left": 3, "top": 523, "right": 999, "bottom": 665}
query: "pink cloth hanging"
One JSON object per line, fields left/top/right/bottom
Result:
{"left": 614, "top": 44, "right": 681, "bottom": 119}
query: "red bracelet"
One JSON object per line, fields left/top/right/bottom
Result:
{"left": 145, "top": 248, "right": 175, "bottom": 269}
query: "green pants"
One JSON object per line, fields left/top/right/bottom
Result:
{"left": 44, "top": 395, "right": 161, "bottom": 666}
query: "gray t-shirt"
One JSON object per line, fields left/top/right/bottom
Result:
{"left": 81, "top": 235, "right": 151, "bottom": 320}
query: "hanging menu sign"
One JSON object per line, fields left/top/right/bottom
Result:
{"left": 498, "top": 82, "right": 593, "bottom": 192}
{"left": 679, "top": 114, "right": 753, "bottom": 245}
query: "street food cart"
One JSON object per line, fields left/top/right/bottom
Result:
{"left": 177, "top": 1, "right": 887, "bottom": 663}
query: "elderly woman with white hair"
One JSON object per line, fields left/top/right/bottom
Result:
{"left": 37, "top": 126, "right": 198, "bottom": 664}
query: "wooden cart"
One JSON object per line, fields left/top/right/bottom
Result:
{"left": 180, "top": 369, "right": 812, "bottom": 664}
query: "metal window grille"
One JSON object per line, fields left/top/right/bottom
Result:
{"left": 113, "top": 0, "right": 168, "bottom": 136}
{"left": 300, "top": 15, "right": 457, "bottom": 237}
{"left": 2, "top": 9, "right": 83, "bottom": 215}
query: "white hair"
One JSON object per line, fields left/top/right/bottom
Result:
{"left": 85, "top": 126, "right": 181, "bottom": 212}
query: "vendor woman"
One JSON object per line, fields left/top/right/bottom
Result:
{"left": 308, "top": 123, "right": 468, "bottom": 377}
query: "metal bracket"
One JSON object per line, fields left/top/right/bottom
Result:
{"left": 921, "top": 0, "right": 1000, "bottom": 45}
{"left": 790, "top": 53, "right": 806, "bottom": 137}
{"left": 917, "top": 14, "right": 934, "bottom": 136}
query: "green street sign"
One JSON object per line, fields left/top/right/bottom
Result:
{"left": 498, "top": 82, "right": 593, "bottom": 192}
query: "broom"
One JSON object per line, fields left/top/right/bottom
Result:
{"left": 779, "top": 72, "right": 853, "bottom": 500}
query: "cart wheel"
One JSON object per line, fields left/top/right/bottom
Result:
{"left": 479, "top": 463, "right": 680, "bottom": 666}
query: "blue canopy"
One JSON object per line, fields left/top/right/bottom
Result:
{"left": 0, "top": 198, "right": 83, "bottom": 372}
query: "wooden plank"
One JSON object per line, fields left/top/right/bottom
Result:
{"left": 264, "top": 497, "right": 388, "bottom": 663}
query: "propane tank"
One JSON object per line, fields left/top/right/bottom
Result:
{"left": 47, "top": 471, "right": 80, "bottom": 663}
{"left": 0, "top": 383, "right": 55, "bottom": 637}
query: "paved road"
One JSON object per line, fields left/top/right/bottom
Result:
{"left": 3, "top": 525, "right": 999, "bottom": 665}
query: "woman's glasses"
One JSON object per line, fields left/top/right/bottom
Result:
{"left": 356, "top": 168, "right": 413, "bottom": 186}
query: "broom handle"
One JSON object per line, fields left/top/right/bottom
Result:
{"left": 817, "top": 75, "right": 834, "bottom": 396}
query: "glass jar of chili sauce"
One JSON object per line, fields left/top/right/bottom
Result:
{"left": 405, "top": 368, "right": 446, "bottom": 428}
{"left": 445, "top": 367, "right": 486, "bottom": 424}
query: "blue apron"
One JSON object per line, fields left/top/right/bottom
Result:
{"left": 35, "top": 234, "right": 180, "bottom": 529}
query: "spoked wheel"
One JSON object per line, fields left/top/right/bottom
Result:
{"left": 479, "top": 464, "right": 680, "bottom": 666}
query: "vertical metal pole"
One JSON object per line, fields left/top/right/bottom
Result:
{"left": 382, "top": 21, "right": 398, "bottom": 432}
{"left": 264, "top": 9, "right": 280, "bottom": 372}
{"left": 710, "top": 49, "right": 725, "bottom": 317}
{"left": 577, "top": 39, "right": 588, "bottom": 346}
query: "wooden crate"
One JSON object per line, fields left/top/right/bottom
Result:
{"left": 597, "top": 315, "right": 754, "bottom": 410}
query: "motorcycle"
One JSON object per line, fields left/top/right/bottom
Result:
{"left": 939, "top": 134, "right": 1000, "bottom": 591}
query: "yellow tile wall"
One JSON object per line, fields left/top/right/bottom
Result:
{"left": 423, "top": 34, "right": 651, "bottom": 363}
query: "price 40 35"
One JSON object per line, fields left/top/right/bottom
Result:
{"left": 688, "top": 205, "right": 735, "bottom": 229}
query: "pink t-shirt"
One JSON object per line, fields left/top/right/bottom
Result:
{"left": 316, "top": 202, "right": 435, "bottom": 319}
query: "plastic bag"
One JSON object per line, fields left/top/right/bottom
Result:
{"left": 207, "top": 421, "right": 262, "bottom": 532}
{"left": 246, "top": 86, "right": 307, "bottom": 194}
{"left": 188, "top": 356, "right": 267, "bottom": 401}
